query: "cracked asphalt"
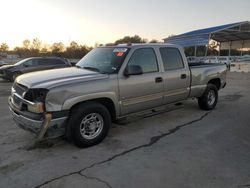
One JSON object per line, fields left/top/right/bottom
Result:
{"left": 0, "top": 72, "right": 250, "bottom": 188}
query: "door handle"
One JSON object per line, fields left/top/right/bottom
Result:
{"left": 155, "top": 77, "right": 163, "bottom": 83}
{"left": 180, "top": 74, "right": 187, "bottom": 79}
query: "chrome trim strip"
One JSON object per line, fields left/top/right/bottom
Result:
{"left": 164, "top": 89, "right": 188, "bottom": 97}
{"left": 13, "top": 92, "right": 35, "bottom": 106}
{"left": 121, "top": 93, "right": 163, "bottom": 106}
{"left": 121, "top": 89, "right": 190, "bottom": 107}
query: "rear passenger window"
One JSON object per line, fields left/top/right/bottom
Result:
{"left": 37, "top": 59, "right": 48, "bottom": 65}
{"left": 38, "top": 59, "right": 65, "bottom": 65}
{"left": 53, "top": 59, "right": 65, "bottom": 65}
{"left": 128, "top": 48, "right": 158, "bottom": 73}
{"left": 160, "top": 48, "right": 184, "bottom": 70}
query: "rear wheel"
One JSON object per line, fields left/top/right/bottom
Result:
{"left": 66, "top": 102, "right": 111, "bottom": 148}
{"left": 198, "top": 84, "right": 218, "bottom": 110}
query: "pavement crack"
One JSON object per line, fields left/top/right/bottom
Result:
{"left": 80, "top": 173, "right": 112, "bottom": 188}
{"left": 35, "top": 111, "right": 211, "bottom": 188}
{"left": 238, "top": 184, "right": 250, "bottom": 187}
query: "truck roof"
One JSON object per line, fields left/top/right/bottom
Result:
{"left": 102, "top": 43, "right": 178, "bottom": 47}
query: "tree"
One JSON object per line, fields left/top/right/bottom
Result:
{"left": 32, "top": 38, "right": 42, "bottom": 51}
{"left": 0, "top": 43, "right": 9, "bottom": 52}
{"left": 40, "top": 47, "right": 48, "bottom": 54}
{"left": 149, "top": 39, "right": 159, "bottom": 43}
{"left": 114, "top": 35, "right": 147, "bottom": 45}
{"left": 70, "top": 41, "right": 79, "bottom": 49}
{"left": 51, "top": 42, "right": 65, "bottom": 56}
{"left": 64, "top": 42, "right": 91, "bottom": 59}
{"left": 23, "top": 39, "right": 31, "bottom": 49}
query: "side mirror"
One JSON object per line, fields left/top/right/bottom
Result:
{"left": 23, "top": 64, "right": 29, "bottom": 67}
{"left": 124, "top": 65, "right": 143, "bottom": 77}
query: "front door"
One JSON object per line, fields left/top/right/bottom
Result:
{"left": 119, "top": 48, "right": 164, "bottom": 115}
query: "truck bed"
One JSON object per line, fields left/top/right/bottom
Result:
{"left": 188, "top": 62, "right": 225, "bottom": 67}
{"left": 188, "top": 62, "right": 227, "bottom": 98}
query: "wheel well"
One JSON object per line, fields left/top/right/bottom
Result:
{"left": 208, "top": 78, "right": 221, "bottom": 90}
{"left": 70, "top": 98, "right": 116, "bottom": 122}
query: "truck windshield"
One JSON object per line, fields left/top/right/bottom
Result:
{"left": 76, "top": 47, "right": 130, "bottom": 74}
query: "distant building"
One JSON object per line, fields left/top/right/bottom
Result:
{"left": 164, "top": 21, "right": 250, "bottom": 56}
{"left": 0, "top": 52, "right": 7, "bottom": 58}
{"left": 7, "top": 54, "right": 19, "bottom": 59}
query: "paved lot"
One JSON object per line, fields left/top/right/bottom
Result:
{"left": 0, "top": 72, "right": 250, "bottom": 188}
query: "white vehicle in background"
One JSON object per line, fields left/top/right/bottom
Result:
{"left": 187, "top": 56, "right": 198, "bottom": 63}
{"left": 187, "top": 56, "right": 205, "bottom": 64}
{"left": 204, "top": 56, "right": 219, "bottom": 64}
{"left": 204, "top": 56, "right": 231, "bottom": 69}
{"left": 218, "top": 57, "right": 231, "bottom": 68}
{"left": 238, "top": 55, "right": 250, "bottom": 62}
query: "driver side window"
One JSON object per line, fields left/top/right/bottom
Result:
{"left": 128, "top": 48, "right": 158, "bottom": 73}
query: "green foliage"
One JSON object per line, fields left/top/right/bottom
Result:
{"left": 2, "top": 35, "right": 159, "bottom": 58}
{"left": 149, "top": 39, "right": 160, "bottom": 43}
{"left": 0, "top": 43, "right": 9, "bottom": 52}
{"left": 23, "top": 39, "right": 31, "bottom": 49}
{"left": 114, "top": 35, "right": 147, "bottom": 45}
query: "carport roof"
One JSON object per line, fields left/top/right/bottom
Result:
{"left": 164, "top": 21, "right": 250, "bottom": 47}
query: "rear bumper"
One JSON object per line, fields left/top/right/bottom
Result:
{"left": 8, "top": 97, "right": 68, "bottom": 138}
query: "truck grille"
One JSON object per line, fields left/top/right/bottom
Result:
{"left": 11, "top": 83, "right": 28, "bottom": 109}
{"left": 13, "top": 82, "right": 28, "bottom": 97}
{"left": 12, "top": 94, "right": 22, "bottom": 108}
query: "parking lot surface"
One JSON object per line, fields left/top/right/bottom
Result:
{"left": 0, "top": 72, "right": 250, "bottom": 188}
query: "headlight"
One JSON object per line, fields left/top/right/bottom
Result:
{"left": 24, "top": 89, "right": 49, "bottom": 103}
{"left": 24, "top": 89, "right": 49, "bottom": 113}
{"left": 27, "top": 102, "right": 45, "bottom": 113}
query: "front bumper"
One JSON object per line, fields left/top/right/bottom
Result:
{"left": 8, "top": 97, "right": 68, "bottom": 139}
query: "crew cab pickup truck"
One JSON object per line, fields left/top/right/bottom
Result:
{"left": 8, "top": 44, "right": 227, "bottom": 147}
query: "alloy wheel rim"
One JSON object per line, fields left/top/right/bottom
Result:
{"left": 80, "top": 113, "right": 104, "bottom": 139}
{"left": 207, "top": 90, "right": 216, "bottom": 106}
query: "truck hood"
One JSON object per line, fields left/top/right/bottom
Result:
{"left": 16, "top": 67, "right": 109, "bottom": 89}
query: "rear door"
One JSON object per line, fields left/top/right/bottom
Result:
{"left": 159, "top": 47, "right": 190, "bottom": 104}
{"left": 118, "top": 48, "right": 164, "bottom": 115}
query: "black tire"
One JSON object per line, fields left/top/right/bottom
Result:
{"left": 198, "top": 84, "right": 218, "bottom": 110}
{"left": 66, "top": 102, "right": 111, "bottom": 148}
{"left": 11, "top": 72, "right": 21, "bottom": 82}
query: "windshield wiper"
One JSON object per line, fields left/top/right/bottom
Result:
{"left": 83, "top": 66, "right": 100, "bottom": 72}
{"left": 76, "top": 65, "right": 82, "bottom": 68}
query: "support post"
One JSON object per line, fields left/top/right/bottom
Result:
{"left": 205, "top": 45, "right": 208, "bottom": 57}
{"left": 194, "top": 45, "right": 197, "bottom": 57}
{"left": 241, "top": 40, "right": 244, "bottom": 56}
{"left": 218, "top": 42, "right": 221, "bottom": 56}
{"left": 228, "top": 41, "right": 232, "bottom": 56}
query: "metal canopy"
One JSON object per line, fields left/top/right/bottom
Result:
{"left": 164, "top": 21, "right": 250, "bottom": 47}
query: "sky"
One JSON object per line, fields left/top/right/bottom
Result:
{"left": 0, "top": 0, "right": 249, "bottom": 48}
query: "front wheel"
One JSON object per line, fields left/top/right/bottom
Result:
{"left": 66, "top": 102, "right": 111, "bottom": 148}
{"left": 198, "top": 84, "right": 218, "bottom": 110}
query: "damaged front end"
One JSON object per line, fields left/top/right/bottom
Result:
{"left": 8, "top": 82, "right": 68, "bottom": 140}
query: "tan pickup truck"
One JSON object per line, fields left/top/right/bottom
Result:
{"left": 8, "top": 44, "right": 227, "bottom": 147}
